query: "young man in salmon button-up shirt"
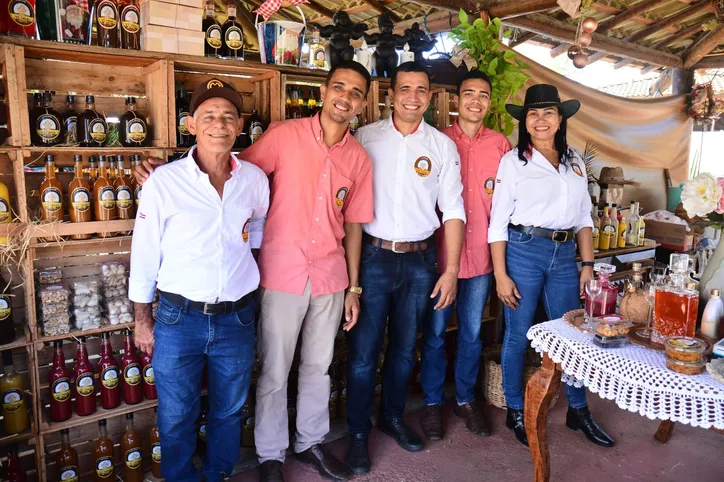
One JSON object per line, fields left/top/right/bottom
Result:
{"left": 134, "top": 62, "right": 374, "bottom": 482}
{"left": 419, "top": 70, "right": 511, "bottom": 442}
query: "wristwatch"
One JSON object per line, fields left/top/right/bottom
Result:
{"left": 348, "top": 286, "right": 363, "bottom": 296}
{"left": 581, "top": 261, "right": 595, "bottom": 268}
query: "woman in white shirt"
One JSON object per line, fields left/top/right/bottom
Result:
{"left": 488, "top": 84, "right": 614, "bottom": 449}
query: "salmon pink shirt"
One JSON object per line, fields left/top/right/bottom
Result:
{"left": 437, "top": 122, "right": 511, "bottom": 278}
{"left": 242, "top": 114, "right": 374, "bottom": 296}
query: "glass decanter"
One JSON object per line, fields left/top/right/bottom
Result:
{"left": 585, "top": 263, "right": 618, "bottom": 317}
{"left": 652, "top": 253, "right": 700, "bottom": 344}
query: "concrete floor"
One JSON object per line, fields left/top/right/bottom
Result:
{"left": 231, "top": 393, "right": 724, "bottom": 482}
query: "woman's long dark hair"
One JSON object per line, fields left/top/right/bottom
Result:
{"left": 516, "top": 107, "right": 575, "bottom": 165}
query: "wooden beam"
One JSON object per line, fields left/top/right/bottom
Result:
{"left": 592, "top": 3, "right": 678, "bottom": 34}
{"left": 510, "top": 31, "right": 537, "bottom": 48}
{"left": 549, "top": 43, "right": 572, "bottom": 58}
{"left": 672, "top": 68, "right": 695, "bottom": 94}
{"left": 683, "top": 24, "right": 724, "bottom": 68}
{"left": 408, "top": 0, "right": 559, "bottom": 19}
{"left": 306, "top": 0, "right": 336, "bottom": 20}
{"left": 362, "top": 0, "right": 403, "bottom": 23}
{"left": 596, "top": 0, "right": 672, "bottom": 33}
{"left": 626, "top": 0, "right": 712, "bottom": 44}
{"left": 640, "top": 65, "right": 662, "bottom": 74}
{"left": 612, "top": 20, "right": 705, "bottom": 70}
{"left": 504, "top": 13, "right": 683, "bottom": 67}
{"left": 693, "top": 53, "right": 724, "bottom": 69}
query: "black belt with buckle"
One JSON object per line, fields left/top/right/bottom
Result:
{"left": 509, "top": 224, "right": 576, "bottom": 243}
{"left": 363, "top": 233, "right": 433, "bottom": 253}
{"left": 159, "top": 290, "right": 253, "bottom": 315}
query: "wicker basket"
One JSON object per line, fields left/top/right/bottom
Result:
{"left": 483, "top": 344, "right": 560, "bottom": 410}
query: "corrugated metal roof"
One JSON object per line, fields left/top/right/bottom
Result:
{"left": 598, "top": 69, "right": 724, "bottom": 98}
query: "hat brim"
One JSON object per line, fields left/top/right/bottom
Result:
{"left": 506, "top": 99, "right": 581, "bottom": 121}
{"left": 190, "top": 90, "right": 244, "bottom": 116}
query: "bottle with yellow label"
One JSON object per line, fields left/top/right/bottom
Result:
{"left": 1, "top": 350, "right": 28, "bottom": 434}
{"left": 40, "top": 155, "right": 64, "bottom": 223}
{"left": 591, "top": 202, "right": 600, "bottom": 250}
{"left": 599, "top": 206, "right": 613, "bottom": 251}
{"left": 94, "top": 419, "right": 115, "bottom": 482}
{"left": 122, "top": 413, "right": 143, "bottom": 482}
{"left": 0, "top": 179, "right": 12, "bottom": 245}
{"left": 68, "top": 155, "right": 92, "bottom": 240}
{"left": 94, "top": 156, "right": 117, "bottom": 237}
{"left": 636, "top": 202, "right": 646, "bottom": 246}
{"left": 56, "top": 429, "right": 79, "bottom": 482}
{"left": 610, "top": 205, "right": 619, "bottom": 249}
{"left": 617, "top": 212, "right": 627, "bottom": 248}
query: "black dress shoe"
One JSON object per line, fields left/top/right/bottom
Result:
{"left": 296, "top": 444, "right": 352, "bottom": 481}
{"left": 379, "top": 417, "right": 424, "bottom": 452}
{"left": 346, "top": 432, "right": 371, "bottom": 475}
{"left": 259, "top": 460, "right": 284, "bottom": 482}
{"left": 505, "top": 408, "right": 529, "bottom": 446}
{"left": 566, "top": 406, "right": 615, "bottom": 448}
{"left": 421, "top": 405, "right": 444, "bottom": 441}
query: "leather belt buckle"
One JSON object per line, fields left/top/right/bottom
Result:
{"left": 203, "top": 303, "right": 215, "bottom": 315}
{"left": 552, "top": 230, "right": 569, "bottom": 243}
{"left": 391, "top": 241, "right": 405, "bottom": 253}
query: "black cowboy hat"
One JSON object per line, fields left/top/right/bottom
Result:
{"left": 505, "top": 84, "right": 580, "bottom": 121}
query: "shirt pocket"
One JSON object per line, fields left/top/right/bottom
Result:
{"left": 329, "top": 164, "right": 353, "bottom": 217}
{"left": 237, "top": 207, "right": 254, "bottom": 246}
{"left": 478, "top": 169, "right": 498, "bottom": 211}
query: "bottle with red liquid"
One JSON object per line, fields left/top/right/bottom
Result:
{"left": 141, "top": 352, "right": 157, "bottom": 400}
{"left": 121, "top": 329, "right": 142, "bottom": 404}
{"left": 49, "top": 340, "right": 72, "bottom": 422}
{"left": 4, "top": 444, "right": 26, "bottom": 482}
{"left": 98, "top": 332, "right": 121, "bottom": 409}
{"left": 584, "top": 263, "right": 618, "bottom": 317}
{"left": 74, "top": 337, "right": 96, "bottom": 416}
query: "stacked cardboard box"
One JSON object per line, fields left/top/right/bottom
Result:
{"left": 140, "top": 0, "right": 204, "bottom": 55}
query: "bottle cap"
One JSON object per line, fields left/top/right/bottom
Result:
{"left": 712, "top": 289, "right": 722, "bottom": 297}
{"left": 89, "top": 155, "right": 97, "bottom": 163}
{"left": 42, "top": 91, "right": 52, "bottom": 101}
{"left": 66, "top": 95, "right": 74, "bottom": 104}
{"left": 99, "top": 419, "right": 107, "bottom": 427}
{"left": 126, "top": 97, "right": 136, "bottom": 105}
{"left": 126, "top": 413, "right": 134, "bottom": 420}
{"left": 60, "top": 428, "right": 69, "bottom": 435}
{"left": 86, "top": 95, "right": 95, "bottom": 103}
{"left": 54, "top": 340, "right": 63, "bottom": 349}
{"left": 73, "top": 154, "right": 82, "bottom": 162}
{"left": 45, "top": 154, "right": 54, "bottom": 163}
{"left": 33, "top": 92, "right": 41, "bottom": 102}
{"left": 108, "top": 155, "right": 116, "bottom": 162}
{"left": 98, "top": 155, "right": 106, "bottom": 162}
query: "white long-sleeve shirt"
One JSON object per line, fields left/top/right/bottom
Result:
{"left": 356, "top": 117, "right": 466, "bottom": 242}
{"left": 488, "top": 147, "right": 593, "bottom": 243}
{"left": 128, "top": 148, "right": 269, "bottom": 304}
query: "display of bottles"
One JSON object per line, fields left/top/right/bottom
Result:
{"left": 203, "top": 0, "right": 222, "bottom": 57}
{"left": 121, "top": 329, "right": 142, "bottom": 404}
{"left": 130, "top": 155, "right": 142, "bottom": 209}
{"left": 91, "top": 0, "right": 120, "bottom": 48}
{"left": 701, "top": 289, "right": 724, "bottom": 340}
{"left": 63, "top": 95, "right": 78, "bottom": 144}
{"left": 149, "top": 408, "right": 162, "bottom": 478}
{"left": 30, "top": 91, "right": 64, "bottom": 147}
{"left": 176, "top": 87, "right": 194, "bottom": 147}
{"left": 56, "top": 428, "right": 79, "bottom": 482}
{"left": 40, "top": 154, "right": 64, "bottom": 222}
{"left": 94, "top": 156, "right": 117, "bottom": 237}
{"left": 121, "top": 413, "right": 143, "bottom": 482}
{"left": 77, "top": 95, "right": 108, "bottom": 147}
{"left": 49, "top": 340, "right": 72, "bottom": 422}
{"left": 119, "top": 0, "right": 140, "bottom": 50}
{"left": 88, "top": 155, "right": 99, "bottom": 186}
{"left": 98, "top": 332, "right": 121, "bottom": 409}
{"left": 0, "top": 273, "right": 15, "bottom": 344}
{"left": 4, "top": 444, "right": 26, "bottom": 482}
{"left": 197, "top": 397, "right": 208, "bottom": 456}
{"left": 119, "top": 97, "right": 148, "bottom": 147}
{"left": 74, "top": 337, "right": 96, "bottom": 416}
{"left": 585, "top": 263, "right": 618, "bottom": 317}
{"left": 114, "top": 156, "right": 135, "bottom": 223}
{"left": 94, "top": 419, "right": 115, "bottom": 481}
{"left": 1, "top": 350, "right": 28, "bottom": 434}
{"left": 653, "top": 253, "right": 700, "bottom": 344}
{"left": 3, "top": 0, "right": 37, "bottom": 37}
{"left": 599, "top": 205, "right": 613, "bottom": 251}
{"left": 0, "top": 179, "right": 12, "bottom": 245}
{"left": 617, "top": 210, "right": 627, "bottom": 248}
{"left": 308, "top": 29, "right": 327, "bottom": 69}
{"left": 221, "top": 2, "right": 244, "bottom": 60}
{"left": 249, "top": 109, "right": 264, "bottom": 143}
{"left": 68, "top": 155, "right": 92, "bottom": 240}
{"left": 591, "top": 202, "right": 600, "bottom": 250}
{"left": 381, "top": 94, "right": 392, "bottom": 119}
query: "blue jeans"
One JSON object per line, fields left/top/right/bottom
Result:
{"left": 346, "top": 243, "right": 438, "bottom": 434}
{"left": 501, "top": 231, "right": 587, "bottom": 410}
{"left": 421, "top": 273, "right": 492, "bottom": 405}
{"left": 154, "top": 295, "right": 256, "bottom": 482}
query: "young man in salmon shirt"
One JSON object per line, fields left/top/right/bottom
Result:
{"left": 134, "top": 61, "right": 374, "bottom": 482}
{"left": 419, "top": 70, "right": 511, "bottom": 441}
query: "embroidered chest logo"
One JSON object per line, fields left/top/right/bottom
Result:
{"left": 335, "top": 187, "right": 349, "bottom": 207}
{"left": 414, "top": 156, "right": 432, "bottom": 177}
{"left": 242, "top": 218, "right": 250, "bottom": 242}
{"left": 484, "top": 177, "right": 495, "bottom": 196}
{"left": 571, "top": 162, "right": 584, "bottom": 177}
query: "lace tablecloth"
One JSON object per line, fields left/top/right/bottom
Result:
{"left": 527, "top": 319, "right": 724, "bottom": 430}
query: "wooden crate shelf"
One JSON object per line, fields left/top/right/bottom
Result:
{"left": 39, "top": 398, "right": 158, "bottom": 435}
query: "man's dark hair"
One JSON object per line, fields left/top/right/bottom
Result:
{"left": 390, "top": 62, "right": 431, "bottom": 90}
{"left": 456, "top": 70, "right": 492, "bottom": 96}
{"left": 326, "top": 61, "right": 372, "bottom": 95}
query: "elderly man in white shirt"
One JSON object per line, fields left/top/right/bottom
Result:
{"left": 129, "top": 78, "right": 269, "bottom": 482}
{"left": 345, "top": 62, "right": 466, "bottom": 475}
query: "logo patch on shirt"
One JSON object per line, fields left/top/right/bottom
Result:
{"left": 571, "top": 162, "right": 584, "bottom": 177}
{"left": 414, "top": 156, "right": 432, "bottom": 177}
{"left": 335, "top": 187, "right": 348, "bottom": 207}
{"left": 484, "top": 177, "right": 495, "bottom": 196}
{"left": 242, "top": 218, "right": 250, "bottom": 242}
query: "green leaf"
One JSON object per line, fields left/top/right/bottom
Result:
{"left": 503, "top": 29, "right": 513, "bottom": 38}
{"left": 459, "top": 9, "right": 469, "bottom": 25}
{"left": 473, "top": 18, "right": 485, "bottom": 28}
{"left": 493, "top": 18, "right": 502, "bottom": 31}
{"left": 504, "top": 50, "right": 516, "bottom": 60}
{"left": 487, "top": 58, "right": 499, "bottom": 75}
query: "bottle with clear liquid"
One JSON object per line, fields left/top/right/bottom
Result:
{"left": 652, "top": 253, "right": 700, "bottom": 344}
{"left": 585, "top": 263, "right": 617, "bottom": 317}
{"left": 627, "top": 201, "right": 639, "bottom": 246}
{"left": 308, "top": 28, "right": 326, "bottom": 69}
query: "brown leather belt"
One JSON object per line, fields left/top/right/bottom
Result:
{"left": 363, "top": 233, "right": 433, "bottom": 253}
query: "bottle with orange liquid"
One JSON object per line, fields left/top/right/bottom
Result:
{"left": 652, "top": 253, "right": 699, "bottom": 344}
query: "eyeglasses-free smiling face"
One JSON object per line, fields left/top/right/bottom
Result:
{"left": 320, "top": 68, "right": 368, "bottom": 125}
{"left": 187, "top": 98, "right": 243, "bottom": 154}
{"left": 390, "top": 71, "right": 432, "bottom": 125}
{"left": 525, "top": 107, "right": 562, "bottom": 144}
{"left": 455, "top": 78, "right": 491, "bottom": 124}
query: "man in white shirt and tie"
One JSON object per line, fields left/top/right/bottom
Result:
{"left": 345, "top": 62, "right": 466, "bottom": 475}
{"left": 128, "top": 79, "right": 269, "bottom": 482}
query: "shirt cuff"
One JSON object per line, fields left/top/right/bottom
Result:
{"left": 487, "top": 226, "right": 509, "bottom": 244}
{"left": 441, "top": 208, "right": 466, "bottom": 225}
{"left": 128, "top": 279, "right": 157, "bottom": 304}
{"left": 575, "top": 219, "right": 594, "bottom": 233}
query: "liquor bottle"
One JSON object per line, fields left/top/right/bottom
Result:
{"left": 121, "top": 329, "right": 142, "bottom": 404}
{"left": 114, "top": 156, "right": 135, "bottom": 223}
{"left": 636, "top": 202, "right": 646, "bottom": 246}
{"left": 176, "top": 87, "right": 194, "bottom": 148}
{"left": 249, "top": 109, "right": 264, "bottom": 144}
{"left": 49, "top": 340, "right": 72, "bottom": 422}
{"left": 285, "top": 88, "right": 292, "bottom": 119}
{"left": 288, "top": 88, "right": 303, "bottom": 119}
{"left": 609, "top": 205, "right": 619, "bottom": 249}
{"left": 119, "top": 0, "right": 140, "bottom": 50}
{"left": 585, "top": 263, "right": 617, "bottom": 317}
{"left": 591, "top": 201, "right": 600, "bottom": 250}
{"left": 617, "top": 211, "right": 627, "bottom": 248}
{"left": 93, "top": 156, "right": 117, "bottom": 237}
{"left": 98, "top": 332, "right": 120, "bottom": 409}
{"left": 653, "top": 253, "right": 700, "bottom": 344}
{"left": 62, "top": 95, "right": 78, "bottom": 144}
{"left": 308, "top": 28, "right": 326, "bottom": 69}
{"left": 0, "top": 179, "right": 12, "bottom": 245}
{"left": 31, "top": 91, "right": 64, "bottom": 147}
{"left": 0, "top": 273, "right": 14, "bottom": 344}
{"left": 77, "top": 95, "right": 108, "bottom": 147}
{"left": 1, "top": 350, "right": 28, "bottom": 434}
{"left": 130, "top": 155, "right": 142, "bottom": 210}
{"left": 74, "top": 337, "right": 96, "bottom": 416}
{"left": 701, "top": 289, "right": 724, "bottom": 339}
{"left": 88, "top": 155, "right": 99, "bottom": 186}
{"left": 94, "top": 420, "right": 115, "bottom": 481}
{"left": 119, "top": 97, "right": 148, "bottom": 147}
{"left": 203, "top": 0, "right": 222, "bottom": 57}
{"left": 599, "top": 205, "right": 613, "bottom": 251}
{"left": 40, "top": 155, "right": 64, "bottom": 222}
{"left": 68, "top": 155, "right": 92, "bottom": 240}
{"left": 221, "top": 2, "right": 244, "bottom": 60}
{"left": 197, "top": 397, "right": 208, "bottom": 456}
{"left": 108, "top": 155, "right": 118, "bottom": 180}
{"left": 56, "top": 428, "right": 79, "bottom": 482}
{"left": 5, "top": 444, "right": 26, "bottom": 482}
{"left": 122, "top": 413, "right": 143, "bottom": 482}
{"left": 149, "top": 408, "right": 162, "bottom": 478}
{"left": 91, "top": 0, "right": 120, "bottom": 48}
{"left": 626, "top": 201, "right": 637, "bottom": 246}
{"left": 381, "top": 94, "right": 392, "bottom": 119}
{"left": 4, "top": 0, "right": 36, "bottom": 37}
{"left": 141, "top": 351, "right": 156, "bottom": 399}
{"left": 308, "top": 91, "right": 319, "bottom": 116}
